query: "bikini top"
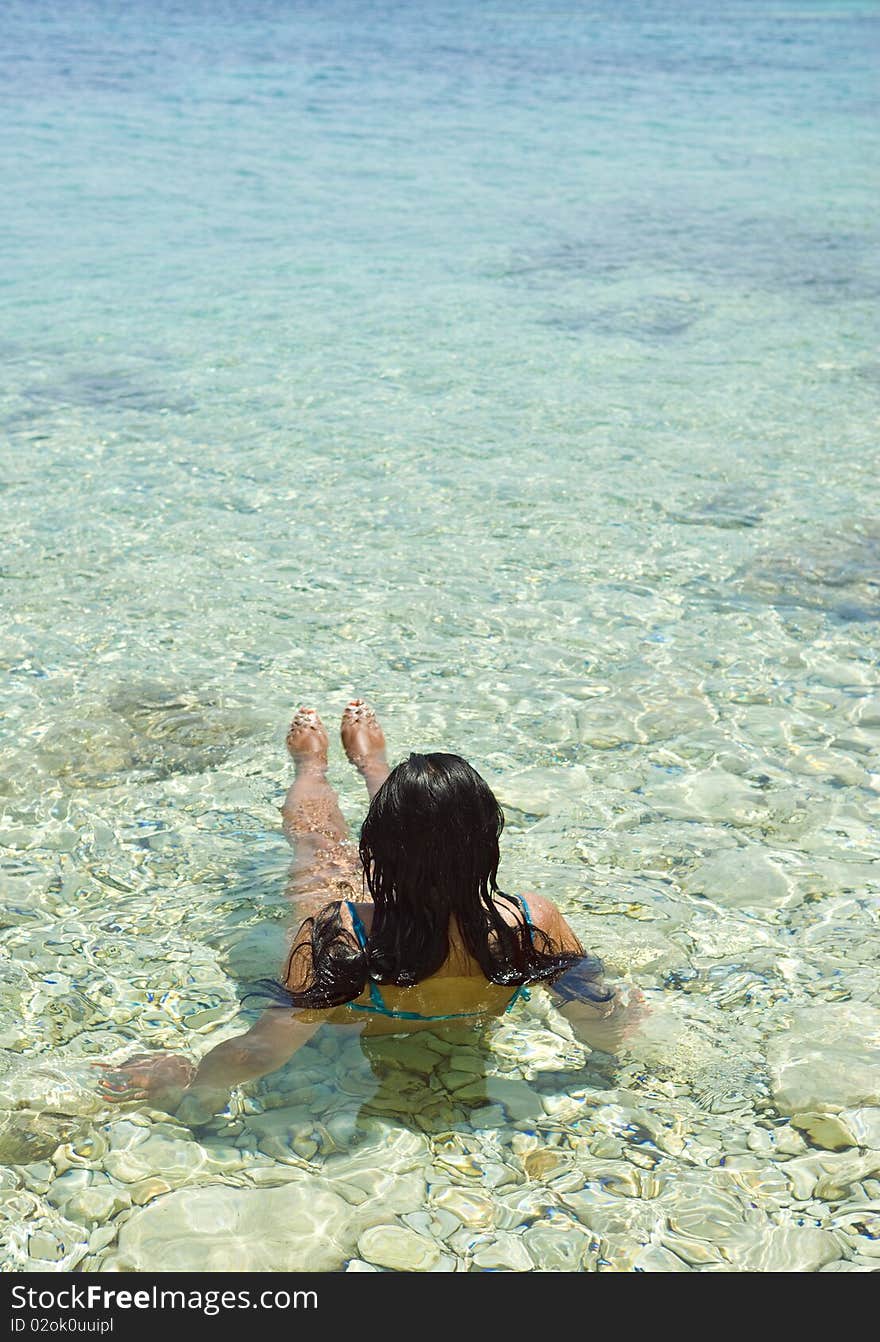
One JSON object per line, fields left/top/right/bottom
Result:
{"left": 343, "top": 896, "right": 534, "bottom": 1022}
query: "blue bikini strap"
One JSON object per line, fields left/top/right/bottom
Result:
{"left": 346, "top": 900, "right": 369, "bottom": 949}
{"left": 502, "top": 895, "right": 535, "bottom": 1012}
{"left": 346, "top": 901, "right": 387, "bottom": 1013}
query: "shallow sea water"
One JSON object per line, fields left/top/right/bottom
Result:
{"left": 1, "top": 0, "right": 879, "bottom": 1271}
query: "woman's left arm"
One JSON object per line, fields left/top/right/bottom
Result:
{"left": 522, "top": 891, "right": 649, "bottom": 1053}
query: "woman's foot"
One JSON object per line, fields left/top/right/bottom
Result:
{"left": 286, "top": 707, "right": 329, "bottom": 773}
{"left": 282, "top": 707, "right": 349, "bottom": 854}
{"left": 341, "top": 700, "right": 390, "bottom": 799}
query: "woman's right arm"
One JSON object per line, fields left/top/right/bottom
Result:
{"left": 97, "top": 1007, "right": 329, "bottom": 1123}
{"left": 99, "top": 918, "right": 335, "bottom": 1122}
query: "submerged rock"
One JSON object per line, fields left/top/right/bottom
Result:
{"left": 103, "top": 1130, "right": 209, "bottom": 1184}
{"left": 632, "top": 1244, "right": 692, "bottom": 1271}
{"left": 64, "top": 1183, "right": 132, "bottom": 1227}
{"left": 471, "top": 1232, "right": 534, "bottom": 1271}
{"left": 9, "top": 1211, "right": 90, "bottom": 1272}
{"left": 0, "top": 1111, "right": 73, "bottom": 1164}
{"left": 109, "top": 1181, "right": 355, "bottom": 1271}
{"left": 784, "top": 1149, "right": 880, "bottom": 1202}
{"left": 791, "top": 1112, "right": 856, "bottom": 1152}
{"left": 682, "top": 847, "right": 791, "bottom": 908}
{"left": 431, "top": 1185, "right": 497, "bottom": 1230}
{"left": 476, "top": 1076, "right": 541, "bottom": 1122}
{"left": 357, "top": 1224, "right": 441, "bottom": 1272}
{"left": 523, "top": 1220, "right": 598, "bottom": 1270}
{"left": 734, "top": 1226, "right": 840, "bottom": 1272}
{"left": 767, "top": 1004, "right": 880, "bottom": 1115}
{"left": 648, "top": 767, "right": 769, "bottom": 828}
{"left": 521, "top": 1149, "right": 568, "bottom": 1181}
{"left": 840, "top": 1108, "right": 880, "bottom": 1149}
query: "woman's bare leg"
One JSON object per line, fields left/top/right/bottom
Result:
{"left": 340, "top": 700, "right": 390, "bottom": 800}
{"left": 282, "top": 708, "right": 346, "bottom": 854}
{"left": 282, "top": 708, "right": 359, "bottom": 915}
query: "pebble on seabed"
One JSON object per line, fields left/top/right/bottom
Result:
{"left": 357, "top": 1224, "right": 443, "bottom": 1272}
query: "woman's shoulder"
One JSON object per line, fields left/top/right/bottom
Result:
{"left": 342, "top": 899, "right": 373, "bottom": 934}
{"left": 516, "top": 891, "right": 553, "bottom": 920}
{"left": 492, "top": 891, "right": 553, "bottom": 922}
{"left": 505, "top": 890, "right": 558, "bottom": 928}
{"left": 512, "top": 892, "right": 584, "bottom": 956}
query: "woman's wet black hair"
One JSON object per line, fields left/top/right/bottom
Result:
{"left": 260, "top": 752, "right": 596, "bottom": 1010}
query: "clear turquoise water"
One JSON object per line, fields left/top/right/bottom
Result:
{"left": 1, "top": 0, "right": 879, "bottom": 1272}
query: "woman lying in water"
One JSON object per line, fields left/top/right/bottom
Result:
{"left": 99, "top": 702, "right": 646, "bottom": 1124}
